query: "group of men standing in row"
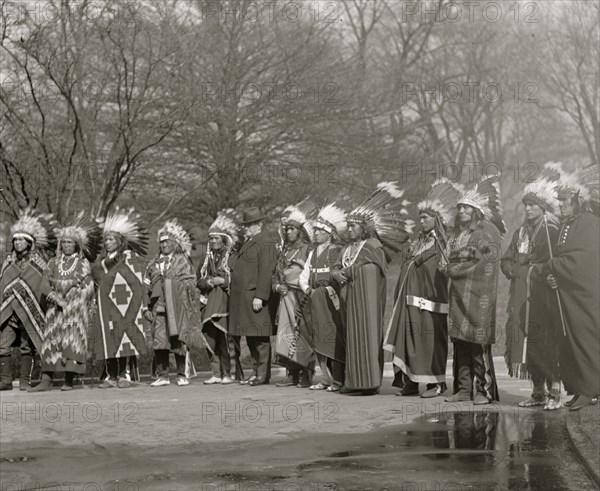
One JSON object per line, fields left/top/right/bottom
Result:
{"left": 1, "top": 163, "right": 598, "bottom": 411}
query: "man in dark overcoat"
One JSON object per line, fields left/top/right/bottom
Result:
{"left": 229, "top": 207, "right": 278, "bottom": 385}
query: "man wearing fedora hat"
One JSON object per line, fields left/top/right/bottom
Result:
{"left": 229, "top": 207, "right": 278, "bottom": 386}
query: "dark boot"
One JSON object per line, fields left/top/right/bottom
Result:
{"left": 28, "top": 372, "right": 52, "bottom": 392}
{"left": 19, "top": 354, "right": 33, "bottom": 391}
{"left": 0, "top": 356, "right": 13, "bottom": 391}
{"left": 297, "top": 368, "right": 312, "bottom": 388}
{"left": 61, "top": 372, "right": 75, "bottom": 391}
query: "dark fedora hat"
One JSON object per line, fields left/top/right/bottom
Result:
{"left": 241, "top": 207, "right": 265, "bottom": 225}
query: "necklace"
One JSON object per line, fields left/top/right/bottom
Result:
{"left": 58, "top": 255, "right": 78, "bottom": 276}
{"left": 342, "top": 240, "right": 365, "bottom": 267}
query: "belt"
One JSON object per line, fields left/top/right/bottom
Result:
{"left": 406, "top": 295, "right": 448, "bottom": 314}
{"left": 311, "top": 267, "right": 330, "bottom": 273}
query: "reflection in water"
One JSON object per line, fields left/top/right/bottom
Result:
{"left": 310, "top": 411, "right": 595, "bottom": 490}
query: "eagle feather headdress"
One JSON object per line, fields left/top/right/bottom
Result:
{"left": 281, "top": 197, "right": 318, "bottom": 243}
{"left": 544, "top": 161, "right": 600, "bottom": 215}
{"left": 158, "top": 218, "right": 193, "bottom": 257}
{"left": 347, "top": 181, "right": 415, "bottom": 252}
{"left": 208, "top": 209, "right": 242, "bottom": 250}
{"left": 102, "top": 207, "right": 149, "bottom": 256}
{"left": 11, "top": 208, "right": 58, "bottom": 258}
{"left": 56, "top": 211, "right": 103, "bottom": 262}
{"left": 456, "top": 177, "right": 506, "bottom": 235}
{"left": 417, "top": 178, "right": 462, "bottom": 226}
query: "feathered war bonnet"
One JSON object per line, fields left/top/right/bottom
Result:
{"left": 456, "top": 177, "right": 506, "bottom": 235}
{"left": 313, "top": 202, "right": 348, "bottom": 241}
{"left": 521, "top": 164, "right": 560, "bottom": 216}
{"left": 347, "top": 181, "right": 415, "bottom": 252}
{"left": 208, "top": 209, "right": 242, "bottom": 250}
{"left": 102, "top": 207, "right": 149, "bottom": 256}
{"left": 158, "top": 218, "right": 193, "bottom": 257}
{"left": 11, "top": 208, "right": 58, "bottom": 259}
{"left": 544, "top": 161, "right": 600, "bottom": 216}
{"left": 55, "top": 211, "right": 103, "bottom": 262}
{"left": 417, "top": 178, "right": 462, "bottom": 227}
{"left": 281, "top": 197, "right": 318, "bottom": 243}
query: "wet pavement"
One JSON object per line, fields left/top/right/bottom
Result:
{"left": 1, "top": 367, "right": 598, "bottom": 491}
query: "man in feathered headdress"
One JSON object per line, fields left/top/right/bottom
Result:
{"left": 331, "top": 182, "right": 413, "bottom": 395}
{"left": 501, "top": 174, "right": 562, "bottom": 409}
{"left": 533, "top": 163, "right": 599, "bottom": 411}
{"left": 92, "top": 208, "right": 149, "bottom": 389}
{"left": 384, "top": 179, "right": 458, "bottom": 398}
{"left": 145, "top": 219, "right": 199, "bottom": 387}
{"left": 30, "top": 214, "right": 101, "bottom": 392}
{"left": 229, "top": 207, "right": 279, "bottom": 386}
{"left": 197, "top": 209, "right": 243, "bottom": 385}
{"left": 299, "top": 203, "right": 348, "bottom": 392}
{"left": 441, "top": 177, "right": 504, "bottom": 404}
{"left": 0, "top": 209, "right": 55, "bottom": 391}
{"left": 272, "top": 201, "right": 314, "bottom": 388}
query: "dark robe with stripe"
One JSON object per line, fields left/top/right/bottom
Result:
{"left": 384, "top": 233, "right": 448, "bottom": 384}
{"left": 334, "top": 238, "right": 387, "bottom": 390}
{"left": 501, "top": 217, "right": 560, "bottom": 380}
{"left": 538, "top": 212, "right": 600, "bottom": 397}
{"left": 0, "top": 252, "right": 51, "bottom": 350}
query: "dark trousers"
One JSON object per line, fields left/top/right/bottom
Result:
{"left": 204, "top": 323, "right": 231, "bottom": 378}
{"left": 453, "top": 340, "right": 486, "bottom": 396}
{"left": 155, "top": 349, "right": 186, "bottom": 378}
{"left": 246, "top": 336, "right": 271, "bottom": 381}
{"left": 106, "top": 357, "right": 127, "bottom": 379}
{"left": 228, "top": 335, "right": 244, "bottom": 380}
{"left": 0, "top": 317, "right": 36, "bottom": 357}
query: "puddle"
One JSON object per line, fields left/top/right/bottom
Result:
{"left": 1, "top": 411, "right": 596, "bottom": 490}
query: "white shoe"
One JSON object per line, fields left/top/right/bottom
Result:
{"left": 150, "top": 377, "right": 170, "bottom": 387}
{"left": 177, "top": 376, "right": 189, "bottom": 386}
{"left": 221, "top": 376, "right": 235, "bottom": 385}
{"left": 203, "top": 376, "right": 222, "bottom": 385}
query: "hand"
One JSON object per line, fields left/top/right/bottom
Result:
{"left": 305, "top": 287, "right": 313, "bottom": 297}
{"left": 331, "top": 270, "right": 348, "bottom": 284}
{"left": 57, "top": 299, "right": 68, "bottom": 310}
{"left": 211, "top": 276, "right": 226, "bottom": 286}
{"left": 252, "top": 298, "right": 263, "bottom": 312}
{"left": 546, "top": 274, "right": 558, "bottom": 289}
{"left": 143, "top": 310, "right": 155, "bottom": 322}
{"left": 276, "top": 284, "right": 288, "bottom": 295}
